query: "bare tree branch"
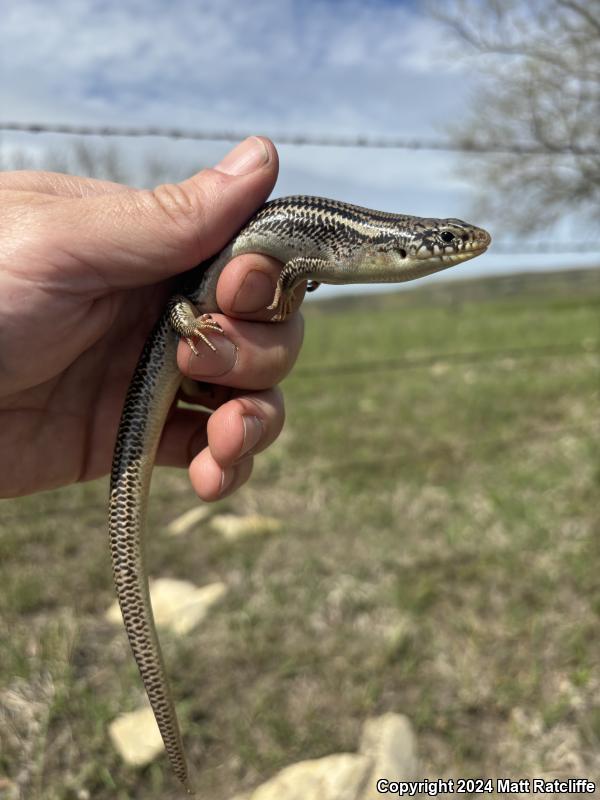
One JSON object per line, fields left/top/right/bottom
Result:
{"left": 431, "top": 0, "right": 600, "bottom": 233}
{"left": 557, "top": 0, "right": 600, "bottom": 36}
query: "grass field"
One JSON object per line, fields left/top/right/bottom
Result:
{"left": 1, "top": 268, "right": 599, "bottom": 799}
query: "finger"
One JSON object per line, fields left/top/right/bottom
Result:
{"left": 0, "top": 170, "right": 128, "bottom": 196}
{"left": 176, "top": 311, "right": 304, "bottom": 390}
{"left": 156, "top": 387, "right": 283, "bottom": 473}
{"left": 189, "top": 388, "right": 285, "bottom": 500}
{"left": 33, "top": 136, "right": 279, "bottom": 290}
{"left": 186, "top": 389, "right": 283, "bottom": 500}
{"left": 216, "top": 252, "right": 307, "bottom": 321}
{"left": 190, "top": 453, "right": 254, "bottom": 502}
{"left": 205, "top": 388, "right": 284, "bottom": 466}
{"left": 156, "top": 405, "right": 255, "bottom": 498}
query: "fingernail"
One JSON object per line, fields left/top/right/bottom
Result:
{"left": 188, "top": 336, "right": 238, "bottom": 378}
{"left": 240, "top": 415, "right": 263, "bottom": 457}
{"left": 232, "top": 269, "right": 274, "bottom": 313}
{"left": 220, "top": 467, "right": 236, "bottom": 494}
{"left": 215, "top": 137, "right": 269, "bottom": 176}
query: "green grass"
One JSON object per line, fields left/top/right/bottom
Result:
{"left": 1, "top": 268, "right": 599, "bottom": 799}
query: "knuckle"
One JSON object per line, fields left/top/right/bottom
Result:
{"left": 151, "top": 182, "right": 195, "bottom": 221}
{"left": 146, "top": 182, "right": 206, "bottom": 240}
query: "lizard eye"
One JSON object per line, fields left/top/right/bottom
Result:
{"left": 440, "top": 231, "right": 455, "bottom": 243}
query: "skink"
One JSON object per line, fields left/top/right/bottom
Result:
{"left": 108, "top": 195, "right": 491, "bottom": 792}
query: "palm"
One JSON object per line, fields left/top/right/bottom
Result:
{"left": 1, "top": 279, "right": 169, "bottom": 496}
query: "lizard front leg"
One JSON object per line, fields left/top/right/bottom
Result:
{"left": 267, "top": 257, "right": 330, "bottom": 322}
{"left": 167, "top": 294, "right": 224, "bottom": 354}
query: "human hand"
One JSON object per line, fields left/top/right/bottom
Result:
{"left": 0, "top": 137, "right": 304, "bottom": 498}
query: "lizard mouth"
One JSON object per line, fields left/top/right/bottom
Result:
{"left": 415, "top": 230, "right": 492, "bottom": 263}
{"left": 438, "top": 244, "right": 490, "bottom": 264}
{"left": 432, "top": 229, "right": 492, "bottom": 263}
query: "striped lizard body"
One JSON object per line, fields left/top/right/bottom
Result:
{"left": 109, "top": 195, "right": 491, "bottom": 792}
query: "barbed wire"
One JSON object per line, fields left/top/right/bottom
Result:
{"left": 2, "top": 122, "right": 600, "bottom": 255}
{"left": 2, "top": 121, "right": 600, "bottom": 155}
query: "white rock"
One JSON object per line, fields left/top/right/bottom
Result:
{"left": 227, "top": 714, "right": 419, "bottom": 800}
{"left": 358, "top": 713, "right": 418, "bottom": 800}
{"left": 210, "top": 514, "right": 283, "bottom": 541}
{"left": 246, "top": 754, "right": 372, "bottom": 800}
{"left": 167, "top": 505, "right": 211, "bottom": 536}
{"left": 105, "top": 578, "right": 227, "bottom": 635}
{"left": 108, "top": 706, "right": 163, "bottom": 766}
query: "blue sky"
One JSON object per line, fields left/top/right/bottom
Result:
{"left": 1, "top": 0, "right": 598, "bottom": 296}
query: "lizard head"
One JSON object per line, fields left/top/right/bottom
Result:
{"left": 352, "top": 215, "right": 491, "bottom": 284}
{"left": 407, "top": 218, "right": 492, "bottom": 266}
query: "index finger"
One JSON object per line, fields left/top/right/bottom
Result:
{"left": 216, "top": 252, "right": 307, "bottom": 322}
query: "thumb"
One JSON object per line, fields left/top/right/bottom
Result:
{"left": 47, "top": 136, "right": 278, "bottom": 290}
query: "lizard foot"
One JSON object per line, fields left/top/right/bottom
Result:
{"left": 184, "top": 314, "right": 224, "bottom": 355}
{"left": 267, "top": 282, "right": 296, "bottom": 322}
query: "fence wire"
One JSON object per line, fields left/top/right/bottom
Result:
{"left": 2, "top": 121, "right": 600, "bottom": 256}
{"left": 2, "top": 121, "right": 600, "bottom": 156}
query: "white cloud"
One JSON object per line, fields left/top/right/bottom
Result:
{"left": 1, "top": 0, "right": 471, "bottom": 132}
{"left": 1, "top": 0, "right": 477, "bottom": 203}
